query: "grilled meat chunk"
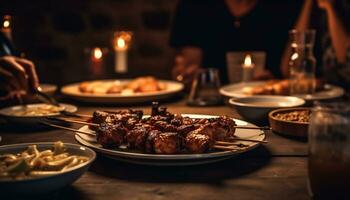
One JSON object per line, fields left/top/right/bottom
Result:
{"left": 185, "top": 131, "right": 212, "bottom": 153}
{"left": 96, "top": 123, "right": 127, "bottom": 148}
{"left": 145, "top": 130, "right": 162, "bottom": 153}
{"left": 153, "top": 132, "right": 182, "bottom": 154}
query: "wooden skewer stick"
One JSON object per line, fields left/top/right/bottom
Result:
{"left": 59, "top": 111, "right": 91, "bottom": 119}
{"left": 73, "top": 113, "right": 91, "bottom": 118}
{"left": 52, "top": 117, "right": 98, "bottom": 127}
{"left": 212, "top": 145, "right": 240, "bottom": 151}
{"left": 215, "top": 141, "right": 248, "bottom": 147}
{"left": 41, "top": 121, "right": 96, "bottom": 137}
{"left": 234, "top": 126, "right": 271, "bottom": 130}
{"left": 228, "top": 137, "right": 268, "bottom": 144}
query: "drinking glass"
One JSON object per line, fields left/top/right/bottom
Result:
{"left": 187, "top": 68, "right": 223, "bottom": 106}
{"left": 308, "top": 102, "right": 350, "bottom": 199}
{"left": 288, "top": 29, "right": 316, "bottom": 95}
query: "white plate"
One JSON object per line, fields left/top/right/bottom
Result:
{"left": 0, "top": 103, "right": 77, "bottom": 125}
{"left": 74, "top": 114, "right": 265, "bottom": 166}
{"left": 0, "top": 142, "right": 95, "bottom": 196}
{"left": 220, "top": 81, "right": 345, "bottom": 101}
{"left": 61, "top": 79, "right": 184, "bottom": 104}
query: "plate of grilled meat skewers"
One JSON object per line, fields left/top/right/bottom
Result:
{"left": 47, "top": 103, "right": 267, "bottom": 166}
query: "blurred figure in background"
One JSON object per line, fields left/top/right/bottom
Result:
{"left": 170, "top": 0, "right": 350, "bottom": 89}
{"left": 0, "top": 32, "right": 39, "bottom": 104}
{"left": 280, "top": 0, "right": 350, "bottom": 89}
{"left": 170, "top": 0, "right": 303, "bottom": 87}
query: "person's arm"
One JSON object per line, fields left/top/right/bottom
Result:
{"left": 169, "top": 1, "right": 205, "bottom": 87}
{"left": 318, "top": 0, "right": 349, "bottom": 63}
{"left": 172, "top": 47, "right": 202, "bottom": 87}
{"left": 280, "top": 0, "right": 314, "bottom": 78}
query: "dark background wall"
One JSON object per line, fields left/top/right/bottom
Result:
{"left": 1, "top": 0, "right": 178, "bottom": 85}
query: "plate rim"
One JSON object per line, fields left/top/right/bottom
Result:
{"left": 228, "top": 95, "right": 306, "bottom": 108}
{"left": 220, "top": 81, "right": 345, "bottom": 100}
{"left": 74, "top": 114, "right": 265, "bottom": 161}
{"left": 61, "top": 79, "right": 184, "bottom": 98}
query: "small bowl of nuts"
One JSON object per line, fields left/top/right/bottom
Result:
{"left": 268, "top": 107, "right": 311, "bottom": 137}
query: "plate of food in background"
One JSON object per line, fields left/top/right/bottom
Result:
{"left": 73, "top": 103, "right": 266, "bottom": 166}
{"left": 61, "top": 76, "right": 184, "bottom": 104}
{"left": 0, "top": 103, "right": 77, "bottom": 126}
{"left": 220, "top": 80, "right": 345, "bottom": 101}
{"left": 39, "top": 83, "right": 58, "bottom": 96}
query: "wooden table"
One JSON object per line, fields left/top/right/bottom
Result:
{"left": 0, "top": 98, "right": 310, "bottom": 200}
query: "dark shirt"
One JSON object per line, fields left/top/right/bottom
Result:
{"left": 170, "top": 0, "right": 302, "bottom": 83}
{"left": 0, "top": 32, "right": 17, "bottom": 56}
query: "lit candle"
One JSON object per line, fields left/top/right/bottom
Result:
{"left": 90, "top": 47, "right": 104, "bottom": 76}
{"left": 113, "top": 31, "right": 132, "bottom": 73}
{"left": 1, "top": 15, "right": 12, "bottom": 40}
{"left": 242, "top": 54, "right": 255, "bottom": 82}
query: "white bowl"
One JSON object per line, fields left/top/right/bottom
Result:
{"left": 229, "top": 95, "right": 305, "bottom": 122}
{"left": 0, "top": 142, "right": 96, "bottom": 196}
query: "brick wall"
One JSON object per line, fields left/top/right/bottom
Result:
{"left": 1, "top": 0, "right": 178, "bottom": 85}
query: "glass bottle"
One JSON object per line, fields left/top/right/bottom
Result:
{"left": 288, "top": 29, "right": 316, "bottom": 95}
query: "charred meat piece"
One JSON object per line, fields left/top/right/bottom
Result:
{"left": 151, "top": 102, "right": 174, "bottom": 120}
{"left": 169, "top": 115, "right": 195, "bottom": 126}
{"left": 209, "top": 116, "right": 236, "bottom": 140}
{"left": 91, "top": 109, "right": 143, "bottom": 126}
{"left": 153, "top": 121, "right": 177, "bottom": 132}
{"left": 181, "top": 116, "right": 195, "bottom": 125}
{"left": 145, "top": 130, "right": 161, "bottom": 153}
{"left": 96, "top": 123, "right": 127, "bottom": 148}
{"left": 185, "top": 131, "right": 213, "bottom": 153}
{"left": 177, "top": 124, "right": 198, "bottom": 136}
{"left": 91, "top": 110, "right": 110, "bottom": 124}
{"left": 153, "top": 132, "right": 182, "bottom": 154}
{"left": 125, "top": 123, "right": 153, "bottom": 150}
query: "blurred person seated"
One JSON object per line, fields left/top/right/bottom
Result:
{"left": 170, "top": 0, "right": 350, "bottom": 89}
{"left": 170, "top": 0, "right": 303, "bottom": 87}
{"left": 0, "top": 32, "right": 39, "bottom": 105}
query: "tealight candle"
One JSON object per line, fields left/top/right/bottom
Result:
{"left": 1, "top": 15, "right": 12, "bottom": 40}
{"left": 242, "top": 54, "right": 255, "bottom": 82}
{"left": 113, "top": 31, "right": 132, "bottom": 73}
{"left": 90, "top": 47, "right": 104, "bottom": 76}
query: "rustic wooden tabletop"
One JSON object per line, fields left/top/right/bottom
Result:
{"left": 0, "top": 98, "right": 310, "bottom": 200}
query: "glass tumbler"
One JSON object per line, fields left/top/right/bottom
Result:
{"left": 308, "top": 102, "right": 350, "bottom": 199}
{"left": 187, "top": 68, "right": 223, "bottom": 106}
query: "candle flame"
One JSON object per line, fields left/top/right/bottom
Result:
{"left": 93, "top": 48, "right": 103, "bottom": 60}
{"left": 291, "top": 52, "right": 298, "bottom": 61}
{"left": 244, "top": 54, "right": 253, "bottom": 67}
{"left": 3, "top": 20, "right": 10, "bottom": 28}
{"left": 117, "top": 38, "right": 126, "bottom": 48}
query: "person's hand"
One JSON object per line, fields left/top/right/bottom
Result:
{"left": 0, "top": 56, "right": 39, "bottom": 101}
{"left": 172, "top": 56, "right": 200, "bottom": 89}
{"left": 317, "top": 0, "right": 335, "bottom": 11}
